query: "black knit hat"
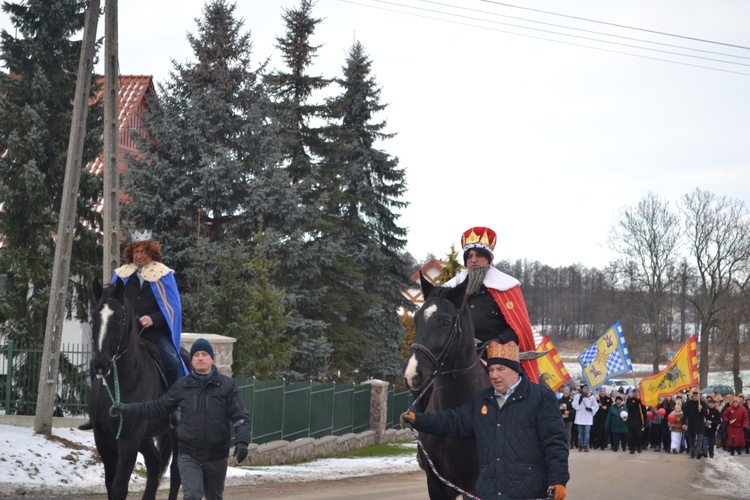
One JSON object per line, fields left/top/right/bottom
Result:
{"left": 190, "top": 338, "right": 214, "bottom": 360}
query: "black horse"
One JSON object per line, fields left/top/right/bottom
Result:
{"left": 403, "top": 273, "right": 488, "bottom": 499}
{"left": 89, "top": 278, "right": 181, "bottom": 500}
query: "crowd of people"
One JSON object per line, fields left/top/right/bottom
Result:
{"left": 558, "top": 383, "right": 750, "bottom": 458}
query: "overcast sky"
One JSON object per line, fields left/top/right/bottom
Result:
{"left": 3, "top": 0, "right": 750, "bottom": 269}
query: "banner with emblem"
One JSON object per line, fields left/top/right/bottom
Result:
{"left": 536, "top": 335, "right": 571, "bottom": 392}
{"left": 638, "top": 334, "right": 699, "bottom": 409}
{"left": 577, "top": 321, "right": 633, "bottom": 390}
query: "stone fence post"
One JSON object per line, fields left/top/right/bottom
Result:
{"left": 181, "top": 333, "right": 236, "bottom": 376}
{"left": 361, "top": 379, "right": 389, "bottom": 441}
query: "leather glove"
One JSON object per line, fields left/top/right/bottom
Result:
{"left": 548, "top": 484, "right": 566, "bottom": 500}
{"left": 400, "top": 411, "right": 416, "bottom": 428}
{"left": 233, "top": 442, "right": 248, "bottom": 463}
{"left": 585, "top": 407, "right": 593, "bottom": 412}
{"left": 112, "top": 402, "right": 128, "bottom": 415}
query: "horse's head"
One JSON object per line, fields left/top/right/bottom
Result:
{"left": 403, "top": 272, "right": 473, "bottom": 391}
{"left": 91, "top": 277, "right": 134, "bottom": 377}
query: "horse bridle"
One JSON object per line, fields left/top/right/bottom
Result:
{"left": 95, "top": 298, "right": 131, "bottom": 373}
{"left": 410, "top": 302, "right": 479, "bottom": 377}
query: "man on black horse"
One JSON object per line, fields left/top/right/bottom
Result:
{"left": 80, "top": 230, "right": 187, "bottom": 430}
{"left": 411, "top": 226, "right": 540, "bottom": 412}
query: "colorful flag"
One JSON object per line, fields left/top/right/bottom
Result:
{"left": 536, "top": 335, "right": 571, "bottom": 392}
{"left": 638, "top": 334, "right": 699, "bottom": 409}
{"left": 577, "top": 321, "right": 633, "bottom": 390}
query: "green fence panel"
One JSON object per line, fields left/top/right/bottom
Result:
{"left": 332, "top": 384, "right": 355, "bottom": 435}
{"left": 282, "top": 380, "right": 312, "bottom": 442}
{"left": 249, "top": 379, "right": 284, "bottom": 444}
{"left": 0, "top": 342, "right": 90, "bottom": 416}
{"left": 309, "top": 382, "right": 335, "bottom": 438}
{"left": 352, "top": 384, "right": 371, "bottom": 434}
{"left": 388, "top": 387, "right": 413, "bottom": 429}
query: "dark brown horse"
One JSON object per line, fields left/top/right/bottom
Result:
{"left": 89, "top": 278, "right": 181, "bottom": 500}
{"left": 403, "top": 273, "right": 488, "bottom": 499}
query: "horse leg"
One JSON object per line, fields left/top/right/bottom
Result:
{"left": 140, "top": 437, "right": 163, "bottom": 500}
{"left": 111, "top": 438, "right": 142, "bottom": 500}
{"left": 167, "top": 430, "right": 181, "bottom": 500}
{"left": 93, "top": 432, "right": 118, "bottom": 497}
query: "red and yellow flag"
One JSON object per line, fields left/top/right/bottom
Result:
{"left": 536, "top": 335, "right": 571, "bottom": 392}
{"left": 638, "top": 334, "right": 699, "bottom": 408}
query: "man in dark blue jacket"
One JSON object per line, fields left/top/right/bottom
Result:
{"left": 403, "top": 340, "right": 569, "bottom": 500}
{"left": 116, "top": 338, "right": 250, "bottom": 500}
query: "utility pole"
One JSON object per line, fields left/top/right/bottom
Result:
{"left": 102, "top": 0, "right": 120, "bottom": 281}
{"left": 34, "top": 0, "right": 101, "bottom": 435}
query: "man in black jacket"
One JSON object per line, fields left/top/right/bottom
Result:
{"left": 402, "top": 340, "right": 569, "bottom": 500}
{"left": 116, "top": 338, "right": 250, "bottom": 500}
{"left": 626, "top": 388, "right": 647, "bottom": 454}
{"left": 683, "top": 387, "right": 708, "bottom": 458}
{"left": 592, "top": 386, "right": 612, "bottom": 450}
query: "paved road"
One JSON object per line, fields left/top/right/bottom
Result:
{"left": 215, "top": 447, "right": 747, "bottom": 499}
{"left": 37, "top": 446, "right": 750, "bottom": 499}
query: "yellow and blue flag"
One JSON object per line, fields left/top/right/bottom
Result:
{"left": 577, "top": 321, "right": 633, "bottom": 390}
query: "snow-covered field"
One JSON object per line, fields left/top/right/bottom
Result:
{"left": 0, "top": 424, "right": 419, "bottom": 498}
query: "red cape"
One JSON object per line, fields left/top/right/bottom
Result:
{"left": 489, "top": 286, "right": 539, "bottom": 384}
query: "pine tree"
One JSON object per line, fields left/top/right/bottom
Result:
{"left": 323, "top": 41, "right": 409, "bottom": 379}
{"left": 232, "top": 223, "right": 293, "bottom": 380}
{"left": 0, "top": 0, "right": 102, "bottom": 343}
{"left": 438, "top": 245, "right": 462, "bottom": 283}
{"left": 266, "top": 0, "right": 337, "bottom": 380}
{"left": 122, "top": 0, "right": 286, "bottom": 331}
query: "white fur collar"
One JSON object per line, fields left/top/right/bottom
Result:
{"left": 114, "top": 261, "right": 173, "bottom": 282}
{"left": 442, "top": 267, "right": 520, "bottom": 292}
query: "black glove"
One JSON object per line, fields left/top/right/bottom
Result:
{"left": 112, "top": 402, "right": 128, "bottom": 414}
{"left": 586, "top": 407, "right": 593, "bottom": 412}
{"left": 233, "top": 442, "right": 248, "bottom": 463}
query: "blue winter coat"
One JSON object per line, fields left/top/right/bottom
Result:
{"left": 412, "top": 375, "right": 569, "bottom": 500}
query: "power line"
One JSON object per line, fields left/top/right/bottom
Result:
{"left": 336, "top": 0, "right": 750, "bottom": 76}
{"left": 367, "top": 0, "right": 750, "bottom": 68}
{"left": 418, "top": 0, "right": 750, "bottom": 61}
{"left": 479, "top": 0, "right": 750, "bottom": 51}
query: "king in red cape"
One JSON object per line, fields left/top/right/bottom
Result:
{"left": 443, "top": 226, "right": 539, "bottom": 383}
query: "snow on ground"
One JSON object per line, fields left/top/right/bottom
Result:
{"left": 0, "top": 424, "right": 419, "bottom": 497}
{"left": 2, "top": 422, "right": 750, "bottom": 498}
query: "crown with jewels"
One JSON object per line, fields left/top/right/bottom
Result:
{"left": 130, "top": 229, "right": 153, "bottom": 242}
{"left": 461, "top": 226, "right": 497, "bottom": 254}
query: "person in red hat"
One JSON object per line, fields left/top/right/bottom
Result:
{"left": 442, "top": 226, "right": 540, "bottom": 383}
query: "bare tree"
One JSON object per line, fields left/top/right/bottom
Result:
{"left": 609, "top": 192, "right": 681, "bottom": 373}
{"left": 681, "top": 189, "right": 750, "bottom": 387}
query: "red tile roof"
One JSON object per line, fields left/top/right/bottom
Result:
{"left": 90, "top": 75, "right": 154, "bottom": 212}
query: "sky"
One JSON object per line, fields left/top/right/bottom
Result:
{"left": 0, "top": 423, "right": 419, "bottom": 496}
{"left": 2, "top": 0, "right": 750, "bottom": 268}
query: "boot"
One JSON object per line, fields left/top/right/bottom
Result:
{"left": 78, "top": 419, "right": 93, "bottom": 431}
{"left": 584, "top": 445, "right": 589, "bottom": 452}
{"left": 578, "top": 446, "right": 583, "bottom": 452}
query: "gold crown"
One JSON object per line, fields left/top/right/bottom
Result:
{"left": 461, "top": 226, "right": 497, "bottom": 253}
{"left": 486, "top": 340, "right": 519, "bottom": 362}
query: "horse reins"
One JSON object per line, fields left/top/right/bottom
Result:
{"left": 409, "top": 302, "right": 480, "bottom": 378}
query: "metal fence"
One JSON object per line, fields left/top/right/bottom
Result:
{"left": 237, "top": 378, "right": 413, "bottom": 445}
{"left": 0, "top": 343, "right": 413, "bottom": 442}
{"left": 0, "top": 341, "right": 91, "bottom": 416}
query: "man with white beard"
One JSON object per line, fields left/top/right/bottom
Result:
{"left": 442, "top": 226, "right": 540, "bottom": 384}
